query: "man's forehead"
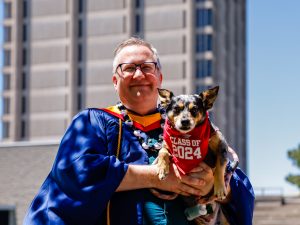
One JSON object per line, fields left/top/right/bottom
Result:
{"left": 118, "top": 45, "right": 153, "bottom": 57}
{"left": 115, "top": 45, "right": 158, "bottom": 71}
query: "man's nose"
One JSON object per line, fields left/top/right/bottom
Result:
{"left": 133, "top": 67, "right": 145, "bottom": 78}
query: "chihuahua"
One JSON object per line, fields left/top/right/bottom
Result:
{"left": 157, "top": 86, "right": 239, "bottom": 202}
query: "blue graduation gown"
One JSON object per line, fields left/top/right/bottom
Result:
{"left": 23, "top": 108, "right": 255, "bottom": 225}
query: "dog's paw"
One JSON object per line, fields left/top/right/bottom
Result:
{"left": 157, "top": 168, "right": 169, "bottom": 180}
{"left": 157, "top": 164, "right": 169, "bottom": 180}
{"left": 214, "top": 185, "right": 227, "bottom": 200}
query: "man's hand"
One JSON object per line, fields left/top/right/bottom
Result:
{"left": 188, "top": 162, "right": 214, "bottom": 196}
{"left": 189, "top": 162, "right": 233, "bottom": 204}
{"left": 152, "top": 163, "right": 208, "bottom": 199}
{"left": 117, "top": 161, "right": 232, "bottom": 203}
{"left": 117, "top": 163, "right": 206, "bottom": 197}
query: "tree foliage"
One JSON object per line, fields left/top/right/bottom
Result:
{"left": 286, "top": 144, "right": 300, "bottom": 189}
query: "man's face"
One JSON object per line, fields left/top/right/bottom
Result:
{"left": 113, "top": 45, "right": 162, "bottom": 112}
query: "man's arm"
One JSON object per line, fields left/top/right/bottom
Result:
{"left": 116, "top": 163, "right": 207, "bottom": 196}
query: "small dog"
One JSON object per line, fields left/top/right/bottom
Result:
{"left": 156, "top": 86, "right": 239, "bottom": 222}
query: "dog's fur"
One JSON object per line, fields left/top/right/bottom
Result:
{"left": 156, "top": 86, "right": 239, "bottom": 224}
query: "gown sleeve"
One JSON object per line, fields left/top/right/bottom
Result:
{"left": 24, "top": 109, "right": 128, "bottom": 225}
{"left": 222, "top": 168, "right": 255, "bottom": 225}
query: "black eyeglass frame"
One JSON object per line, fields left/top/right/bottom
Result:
{"left": 115, "top": 61, "right": 158, "bottom": 77}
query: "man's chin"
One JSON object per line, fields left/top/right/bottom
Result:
{"left": 130, "top": 88, "right": 154, "bottom": 97}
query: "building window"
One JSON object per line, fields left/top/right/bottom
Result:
{"left": 135, "top": 14, "right": 141, "bottom": 33}
{"left": 0, "top": 207, "right": 16, "bottom": 225}
{"left": 196, "top": 34, "right": 212, "bottom": 53}
{"left": 22, "top": 48, "right": 27, "bottom": 66}
{"left": 135, "top": 0, "right": 141, "bottom": 8}
{"left": 78, "top": 44, "right": 82, "bottom": 62}
{"left": 77, "top": 93, "right": 82, "bottom": 111}
{"left": 0, "top": 210, "right": 9, "bottom": 225}
{"left": 3, "top": 98, "right": 10, "bottom": 114}
{"left": 183, "top": 10, "right": 186, "bottom": 28}
{"left": 78, "top": 20, "right": 83, "bottom": 37}
{"left": 22, "top": 72, "right": 27, "bottom": 90}
{"left": 23, "top": 24, "right": 27, "bottom": 42}
{"left": 3, "top": 74, "right": 11, "bottom": 90}
{"left": 21, "top": 96, "right": 26, "bottom": 114}
{"left": 182, "top": 61, "right": 186, "bottom": 79}
{"left": 196, "top": 8, "right": 213, "bottom": 27}
{"left": 4, "top": 50, "right": 11, "bottom": 66}
{"left": 23, "top": 1, "right": 27, "bottom": 18}
{"left": 2, "top": 122, "right": 10, "bottom": 139}
{"left": 207, "top": 60, "right": 212, "bottom": 75}
{"left": 134, "top": 0, "right": 143, "bottom": 35}
{"left": 78, "top": 0, "right": 84, "bottom": 13}
{"left": 4, "top": 26, "right": 11, "bottom": 43}
{"left": 4, "top": 2, "right": 12, "bottom": 19}
{"left": 21, "top": 120, "right": 26, "bottom": 138}
{"left": 196, "top": 59, "right": 212, "bottom": 78}
{"left": 78, "top": 68, "right": 82, "bottom": 86}
{"left": 183, "top": 35, "right": 186, "bottom": 53}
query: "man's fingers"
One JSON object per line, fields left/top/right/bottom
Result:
{"left": 189, "top": 162, "right": 212, "bottom": 175}
{"left": 189, "top": 166, "right": 204, "bottom": 173}
{"left": 198, "top": 161, "right": 212, "bottom": 172}
{"left": 177, "top": 179, "right": 208, "bottom": 196}
{"left": 182, "top": 175, "right": 205, "bottom": 187}
{"left": 172, "top": 163, "right": 182, "bottom": 180}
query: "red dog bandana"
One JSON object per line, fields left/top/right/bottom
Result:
{"left": 163, "top": 112, "right": 211, "bottom": 174}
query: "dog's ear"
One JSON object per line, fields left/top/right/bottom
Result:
{"left": 157, "top": 88, "right": 174, "bottom": 109}
{"left": 200, "top": 86, "right": 219, "bottom": 110}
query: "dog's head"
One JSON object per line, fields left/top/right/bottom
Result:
{"left": 158, "top": 86, "right": 219, "bottom": 133}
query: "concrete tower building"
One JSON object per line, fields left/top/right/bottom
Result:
{"left": 0, "top": 1, "right": 246, "bottom": 224}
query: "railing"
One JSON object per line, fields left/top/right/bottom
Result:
{"left": 254, "top": 187, "right": 286, "bottom": 205}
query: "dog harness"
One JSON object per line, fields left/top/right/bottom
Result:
{"left": 163, "top": 112, "right": 211, "bottom": 174}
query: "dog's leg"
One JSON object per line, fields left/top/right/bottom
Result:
{"left": 214, "top": 140, "right": 228, "bottom": 200}
{"left": 209, "top": 131, "right": 228, "bottom": 200}
{"left": 156, "top": 143, "right": 171, "bottom": 180}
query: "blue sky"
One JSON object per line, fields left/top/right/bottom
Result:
{"left": 0, "top": 1, "right": 299, "bottom": 195}
{"left": 248, "top": 0, "right": 300, "bottom": 195}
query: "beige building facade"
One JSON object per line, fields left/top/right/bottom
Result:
{"left": 0, "top": 0, "right": 246, "bottom": 224}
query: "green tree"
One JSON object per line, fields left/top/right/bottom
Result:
{"left": 286, "top": 144, "right": 300, "bottom": 189}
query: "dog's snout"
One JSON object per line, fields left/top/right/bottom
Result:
{"left": 181, "top": 119, "right": 190, "bottom": 127}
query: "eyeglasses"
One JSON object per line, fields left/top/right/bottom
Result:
{"left": 116, "top": 62, "right": 158, "bottom": 78}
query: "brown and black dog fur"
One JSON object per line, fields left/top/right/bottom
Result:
{"left": 156, "top": 86, "right": 239, "bottom": 210}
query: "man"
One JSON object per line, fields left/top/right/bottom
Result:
{"left": 23, "top": 37, "right": 254, "bottom": 225}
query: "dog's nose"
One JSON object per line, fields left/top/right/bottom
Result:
{"left": 181, "top": 119, "right": 190, "bottom": 127}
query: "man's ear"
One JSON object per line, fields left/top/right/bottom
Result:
{"left": 112, "top": 74, "right": 118, "bottom": 90}
{"left": 157, "top": 88, "right": 174, "bottom": 109}
{"left": 200, "top": 86, "right": 219, "bottom": 110}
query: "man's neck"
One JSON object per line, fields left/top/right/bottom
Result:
{"left": 123, "top": 103, "right": 157, "bottom": 116}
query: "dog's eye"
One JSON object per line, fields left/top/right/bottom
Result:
{"left": 174, "top": 106, "right": 181, "bottom": 114}
{"left": 190, "top": 107, "right": 198, "bottom": 116}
